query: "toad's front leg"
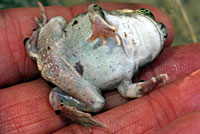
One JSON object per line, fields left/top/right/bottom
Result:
{"left": 118, "top": 74, "right": 169, "bottom": 98}
{"left": 87, "top": 4, "right": 121, "bottom": 45}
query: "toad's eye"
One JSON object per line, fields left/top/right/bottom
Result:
{"left": 93, "top": 4, "right": 103, "bottom": 11}
{"left": 98, "top": 6, "right": 103, "bottom": 11}
{"left": 137, "top": 8, "right": 150, "bottom": 14}
{"left": 144, "top": 9, "right": 150, "bottom": 14}
{"left": 136, "top": 8, "right": 155, "bottom": 20}
{"left": 93, "top": 4, "right": 98, "bottom": 8}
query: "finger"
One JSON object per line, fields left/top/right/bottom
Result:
{"left": 0, "top": 79, "right": 67, "bottom": 134}
{"left": 134, "top": 43, "right": 200, "bottom": 83}
{"left": 104, "top": 43, "right": 200, "bottom": 110}
{"left": 155, "top": 112, "right": 200, "bottom": 134}
{"left": 0, "top": 3, "right": 174, "bottom": 87}
{"left": 53, "top": 69, "right": 200, "bottom": 134}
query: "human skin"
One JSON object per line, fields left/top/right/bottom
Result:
{"left": 0, "top": 2, "right": 200, "bottom": 134}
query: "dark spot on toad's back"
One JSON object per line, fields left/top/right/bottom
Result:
{"left": 74, "top": 62, "right": 84, "bottom": 76}
{"left": 93, "top": 43, "right": 101, "bottom": 49}
{"left": 160, "top": 23, "right": 165, "bottom": 29}
{"left": 24, "top": 38, "right": 29, "bottom": 45}
{"left": 164, "top": 33, "right": 168, "bottom": 39}
{"left": 90, "top": 100, "right": 95, "bottom": 105}
{"left": 124, "top": 32, "right": 127, "bottom": 38}
{"left": 72, "top": 53, "right": 76, "bottom": 57}
{"left": 64, "top": 29, "right": 67, "bottom": 34}
{"left": 72, "top": 20, "right": 78, "bottom": 26}
{"left": 60, "top": 103, "right": 64, "bottom": 107}
{"left": 158, "top": 48, "right": 164, "bottom": 56}
{"left": 47, "top": 46, "right": 50, "bottom": 50}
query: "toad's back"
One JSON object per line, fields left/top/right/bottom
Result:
{"left": 26, "top": 3, "right": 168, "bottom": 128}
{"left": 61, "top": 10, "right": 167, "bottom": 89}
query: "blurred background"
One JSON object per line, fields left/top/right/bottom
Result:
{"left": 0, "top": 0, "right": 199, "bottom": 46}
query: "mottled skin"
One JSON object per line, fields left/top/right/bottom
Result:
{"left": 25, "top": 3, "right": 168, "bottom": 128}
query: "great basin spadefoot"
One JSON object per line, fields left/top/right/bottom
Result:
{"left": 25, "top": 2, "right": 168, "bottom": 128}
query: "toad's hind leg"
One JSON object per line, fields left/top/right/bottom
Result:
{"left": 45, "top": 56, "right": 106, "bottom": 128}
{"left": 45, "top": 57, "right": 106, "bottom": 128}
{"left": 49, "top": 87, "right": 107, "bottom": 128}
{"left": 117, "top": 74, "right": 168, "bottom": 98}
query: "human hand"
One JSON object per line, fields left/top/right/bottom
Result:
{"left": 0, "top": 3, "right": 200, "bottom": 134}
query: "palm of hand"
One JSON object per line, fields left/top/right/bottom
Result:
{"left": 0, "top": 3, "right": 200, "bottom": 134}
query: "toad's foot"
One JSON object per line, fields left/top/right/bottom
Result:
{"left": 87, "top": 4, "right": 121, "bottom": 45}
{"left": 60, "top": 104, "right": 107, "bottom": 128}
{"left": 25, "top": 2, "right": 47, "bottom": 61}
{"left": 49, "top": 87, "right": 107, "bottom": 128}
{"left": 118, "top": 74, "right": 169, "bottom": 98}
